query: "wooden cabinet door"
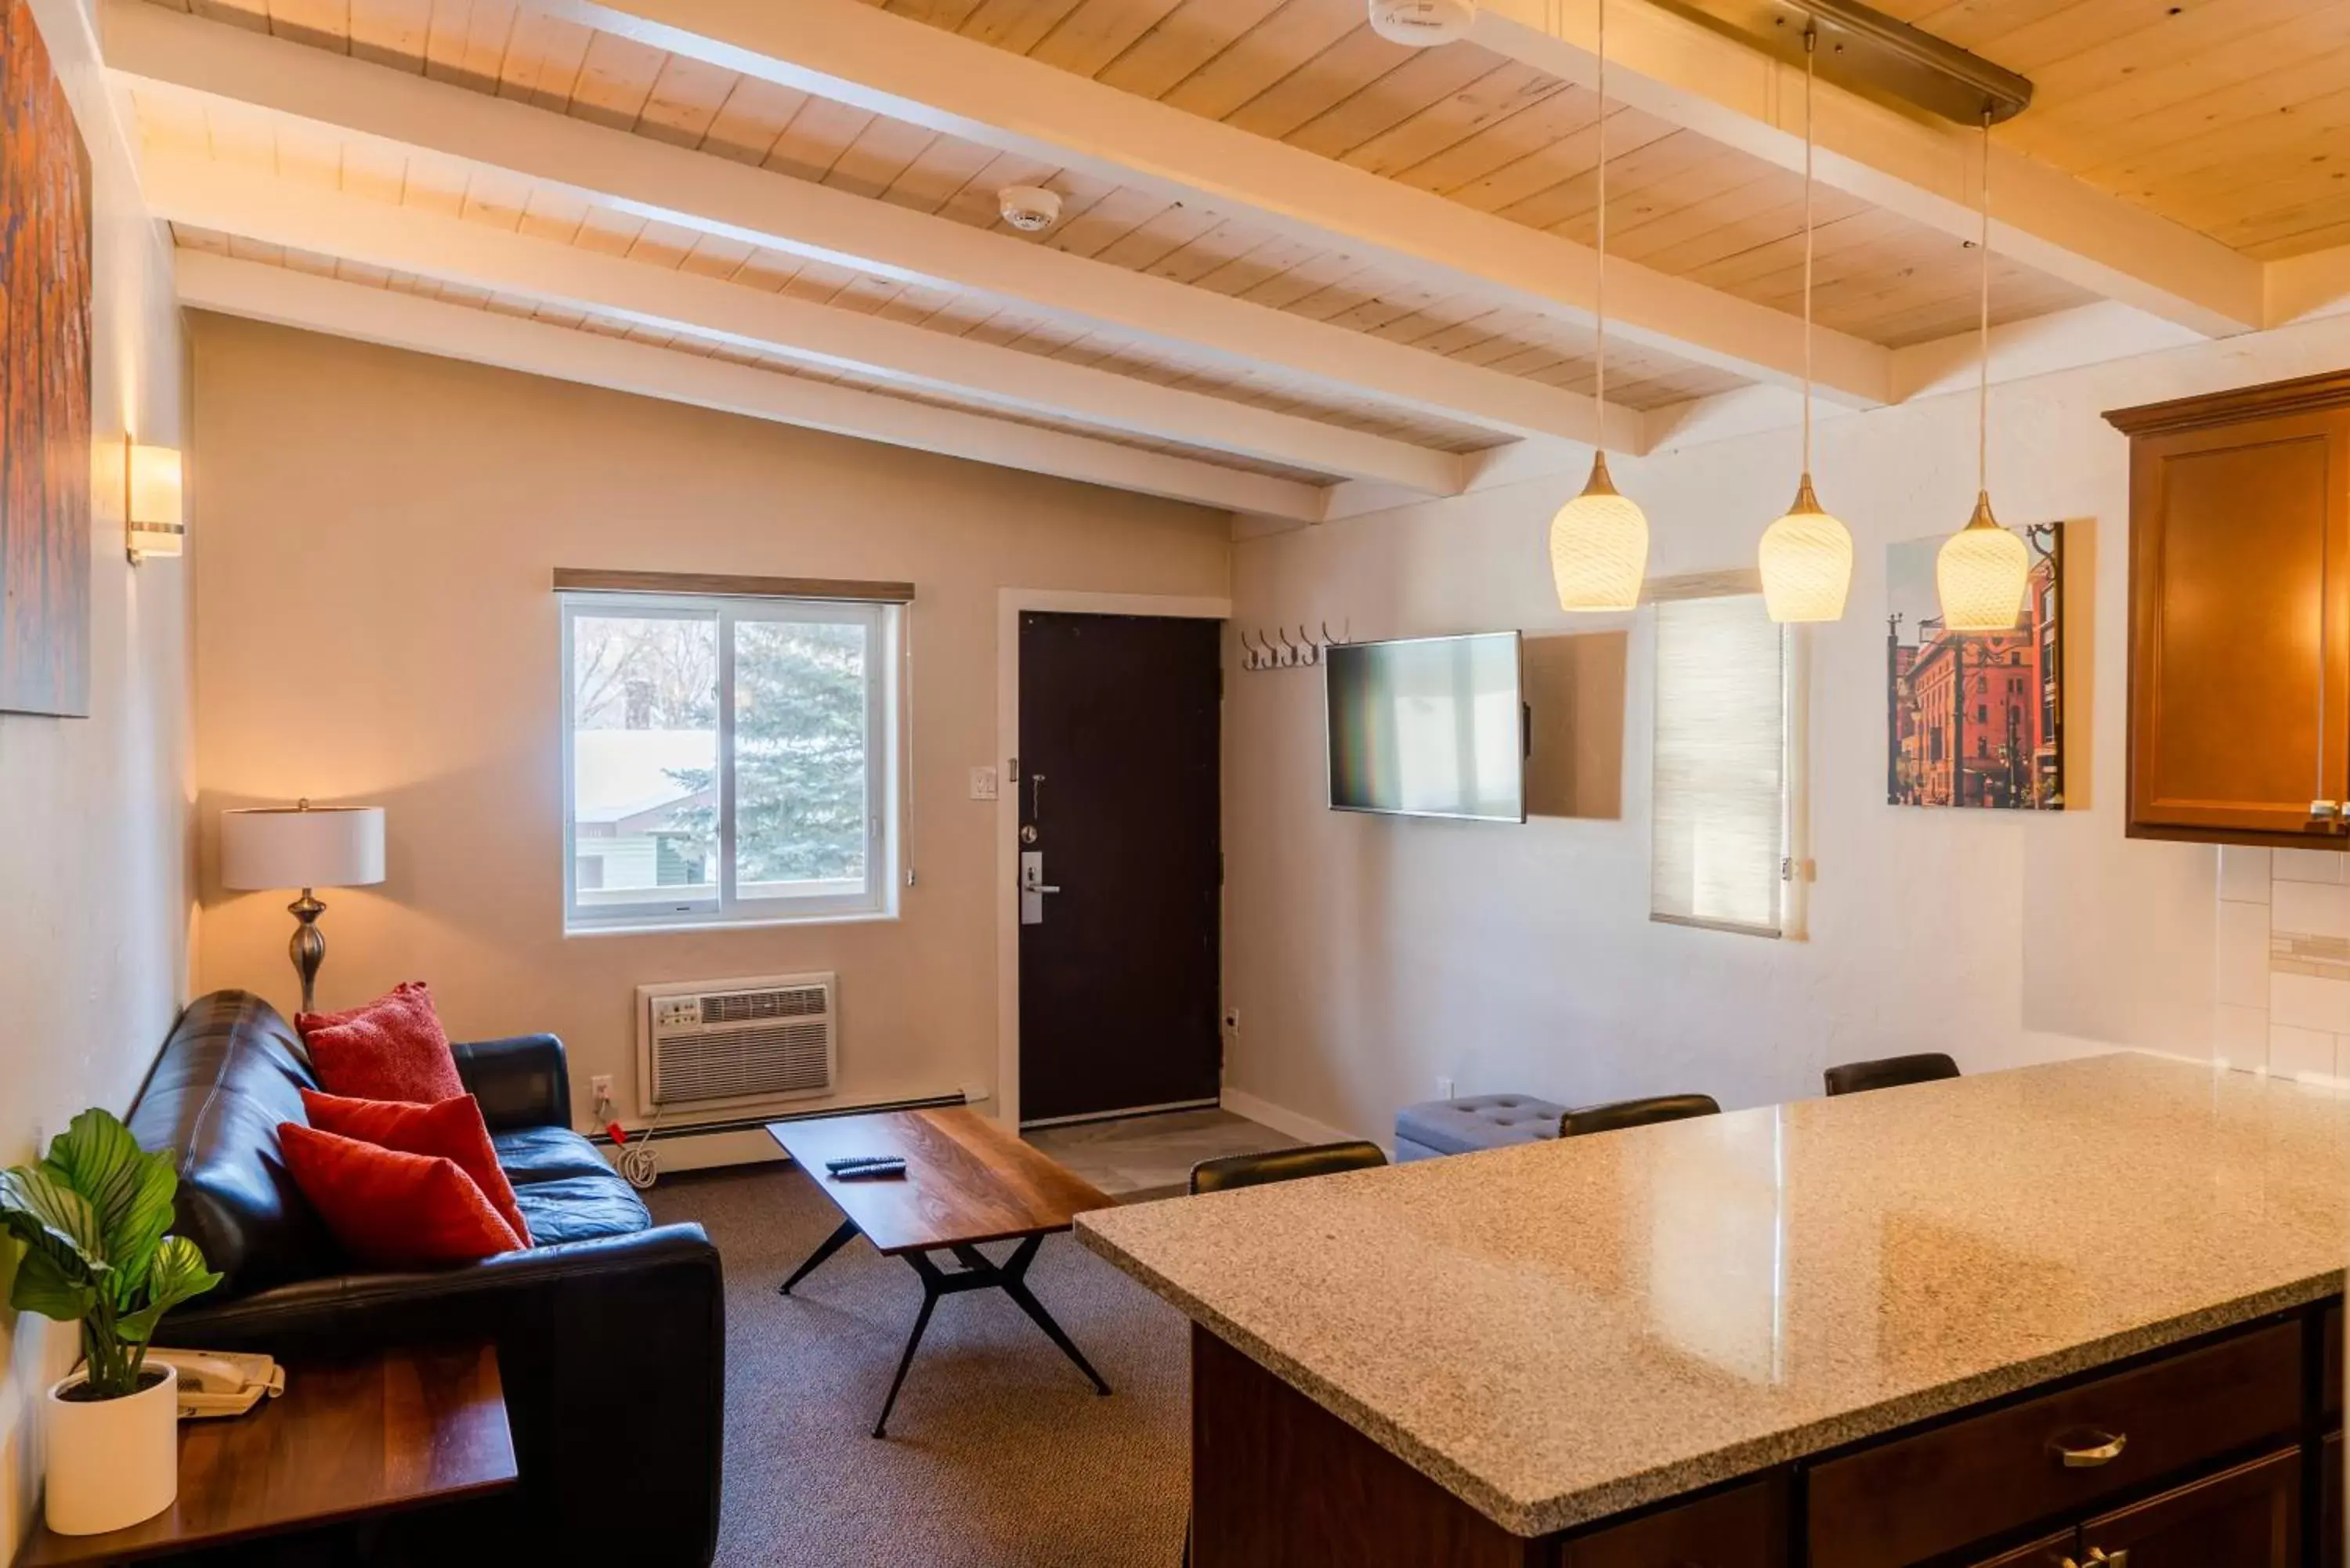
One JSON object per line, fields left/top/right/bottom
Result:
{"left": 1969, "top": 1530, "right": 2077, "bottom": 1568}
{"left": 1560, "top": 1476, "right": 1787, "bottom": 1567}
{"left": 2128, "top": 410, "right": 2350, "bottom": 842}
{"left": 2077, "top": 1448, "right": 2300, "bottom": 1568}
{"left": 2325, "top": 1431, "right": 2342, "bottom": 1568}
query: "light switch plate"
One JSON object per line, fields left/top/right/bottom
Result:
{"left": 969, "top": 765, "right": 998, "bottom": 800}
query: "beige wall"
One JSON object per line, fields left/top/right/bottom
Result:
{"left": 1224, "top": 305, "right": 2350, "bottom": 1144}
{"left": 1, "top": 0, "right": 190, "bottom": 1549}
{"left": 190, "top": 318, "right": 1229, "bottom": 1136}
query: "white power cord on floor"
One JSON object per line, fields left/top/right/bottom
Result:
{"left": 595, "top": 1085, "right": 662, "bottom": 1190}
{"left": 614, "top": 1111, "right": 661, "bottom": 1189}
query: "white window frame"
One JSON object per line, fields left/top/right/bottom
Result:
{"left": 1646, "top": 577, "right": 1808, "bottom": 941}
{"left": 560, "top": 590, "right": 900, "bottom": 933}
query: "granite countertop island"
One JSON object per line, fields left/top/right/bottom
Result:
{"left": 1075, "top": 1053, "right": 2350, "bottom": 1541}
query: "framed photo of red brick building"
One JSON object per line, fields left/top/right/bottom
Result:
{"left": 1886, "top": 524, "right": 2064, "bottom": 810}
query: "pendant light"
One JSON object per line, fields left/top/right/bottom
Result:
{"left": 1936, "top": 110, "right": 2030, "bottom": 631}
{"left": 1548, "top": 0, "right": 1648, "bottom": 612}
{"left": 1756, "top": 30, "right": 1852, "bottom": 623}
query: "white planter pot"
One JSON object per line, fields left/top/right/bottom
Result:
{"left": 43, "top": 1362, "right": 178, "bottom": 1536}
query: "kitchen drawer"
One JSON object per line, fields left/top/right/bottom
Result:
{"left": 1560, "top": 1475, "right": 1787, "bottom": 1568}
{"left": 1807, "top": 1322, "right": 2301, "bottom": 1568}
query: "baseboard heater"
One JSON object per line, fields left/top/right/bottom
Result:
{"left": 584, "top": 1091, "right": 969, "bottom": 1149}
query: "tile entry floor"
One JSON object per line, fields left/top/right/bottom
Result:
{"left": 1025, "top": 1107, "right": 1300, "bottom": 1200}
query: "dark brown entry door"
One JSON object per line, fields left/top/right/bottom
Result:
{"left": 1018, "top": 612, "right": 1222, "bottom": 1125}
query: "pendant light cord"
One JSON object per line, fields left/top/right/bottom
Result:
{"left": 1976, "top": 110, "right": 1991, "bottom": 500}
{"left": 1801, "top": 31, "right": 1815, "bottom": 479}
{"left": 1594, "top": 0, "right": 1608, "bottom": 428}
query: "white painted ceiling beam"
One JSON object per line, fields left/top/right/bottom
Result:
{"left": 1640, "top": 300, "right": 2207, "bottom": 453}
{"left": 176, "top": 251, "right": 1329, "bottom": 521}
{"left": 1470, "top": 0, "right": 2265, "bottom": 338}
{"left": 102, "top": 1, "right": 1637, "bottom": 453}
{"left": 140, "top": 150, "right": 1464, "bottom": 494}
{"left": 541, "top": 0, "right": 1893, "bottom": 408}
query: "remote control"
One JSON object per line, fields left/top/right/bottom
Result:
{"left": 825, "top": 1154, "right": 899, "bottom": 1174}
{"left": 833, "top": 1159, "right": 906, "bottom": 1180}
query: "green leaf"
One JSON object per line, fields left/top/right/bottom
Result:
{"left": 0, "top": 1168, "right": 110, "bottom": 1277}
{"left": 113, "top": 1237, "right": 222, "bottom": 1343}
{"left": 41, "top": 1110, "right": 173, "bottom": 1281}
{"left": 8, "top": 1243, "right": 98, "bottom": 1324}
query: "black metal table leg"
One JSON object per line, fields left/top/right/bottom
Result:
{"left": 989, "top": 1237, "right": 1112, "bottom": 1396}
{"left": 872, "top": 1268, "right": 943, "bottom": 1439}
{"left": 779, "top": 1216, "right": 862, "bottom": 1296}
{"left": 866, "top": 1237, "right": 1112, "bottom": 1437}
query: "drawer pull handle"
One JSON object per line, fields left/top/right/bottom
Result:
{"left": 2087, "top": 1550, "right": 2128, "bottom": 1568}
{"left": 2055, "top": 1429, "right": 2128, "bottom": 1468}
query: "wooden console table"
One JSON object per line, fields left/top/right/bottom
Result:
{"left": 14, "top": 1342, "right": 516, "bottom": 1566}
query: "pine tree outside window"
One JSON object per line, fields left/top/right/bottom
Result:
{"left": 562, "top": 591, "right": 898, "bottom": 930}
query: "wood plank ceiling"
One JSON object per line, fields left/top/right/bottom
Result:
{"left": 1871, "top": 0, "right": 2350, "bottom": 259}
{"left": 869, "top": 0, "right": 2350, "bottom": 265}
{"left": 120, "top": 0, "right": 2350, "bottom": 513}
{"left": 854, "top": 0, "right": 2093, "bottom": 344}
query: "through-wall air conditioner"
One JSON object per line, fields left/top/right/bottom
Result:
{"left": 635, "top": 974, "right": 836, "bottom": 1118}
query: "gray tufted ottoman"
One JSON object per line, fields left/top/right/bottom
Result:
{"left": 1394, "top": 1093, "right": 1567, "bottom": 1162}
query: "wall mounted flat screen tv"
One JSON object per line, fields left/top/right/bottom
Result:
{"left": 1326, "top": 631, "right": 1526, "bottom": 822}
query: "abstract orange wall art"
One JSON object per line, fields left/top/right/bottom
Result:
{"left": 0, "top": 0, "right": 92, "bottom": 717}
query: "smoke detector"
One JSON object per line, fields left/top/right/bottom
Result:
{"left": 997, "top": 185, "right": 1063, "bottom": 233}
{"left": 1368, "top": 0, "right": 1475, "bottom": 46}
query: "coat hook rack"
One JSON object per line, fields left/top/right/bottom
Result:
{"left": 1238, "top": 617, "right": 1350, "bottom": 673}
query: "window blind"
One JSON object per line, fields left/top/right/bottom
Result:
{"left": 1651, "top": 592, "right": 1788, "bottom": 937}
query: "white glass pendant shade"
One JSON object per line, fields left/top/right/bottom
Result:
{"left": 1936, "top": 491, "right": 2030, "bottom": 630}
{"left": 1757, "top": 475, "right": 1852, "bottom": 623}
{"left": 1549, "top": 452, "right": 1649, "bottom": 612}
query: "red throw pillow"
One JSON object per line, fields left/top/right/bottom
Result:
{"left": 279, "top": 1122, "right": 522, "bottom": 1267}
{"left": 296, "top": 981, "right": 465, "bottom": 1104}
{"left": 300, "top": 1089, "right": 532, "bottom": 1246}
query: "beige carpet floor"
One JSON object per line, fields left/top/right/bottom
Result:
{"left": 646, "top": 1165, "right": 1190, "bottom": 1568}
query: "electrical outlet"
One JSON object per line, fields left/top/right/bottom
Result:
{"left": 590, "top": 1074, "right": 614, "bottom": 1107}
{"left": 969, "top": 765, "right": 999, "bottom": 800}
{"left": 1436, "top": 1075, "right": 1456, "bottom": 1100}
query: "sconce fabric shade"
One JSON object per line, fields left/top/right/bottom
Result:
{"left": 1758, "top": 477, "right": 1853, "bottom": 623}
{"left": 222, "top": 807, "right": 385, "bottom": 892}
{"left": 127, "top": 444, "right": 184, "bottom": 558}
{"left": 1549, "top": 453, "right": 1649, "bottom": 612}
{"left": 1936, "top": 493, "right": 2030, "bottom": 631}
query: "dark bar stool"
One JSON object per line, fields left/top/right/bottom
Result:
{"left": 1188, "top": 1139, "right": 1388, "bottom": 1194}
{"left": 1559, "top": 1093, "right": 1720, "bottom": 1138}
{"left": 1184, "top": 1139, "right": 1388, "bottom": 1563}
{"left": 1823, "top": 1053, "right": 1961, "bottom": 1097}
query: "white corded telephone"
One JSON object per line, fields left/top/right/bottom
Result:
{"left": 143, "top": 1348, "right": 285, "bottom": 1419}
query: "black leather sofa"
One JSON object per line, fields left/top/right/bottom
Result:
{"left": 127, "top": 990, "right": 723, "bottom": 1566}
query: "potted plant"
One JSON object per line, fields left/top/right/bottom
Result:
{"left": 1, "top": 1107, "right": 221, "bottom": 1535}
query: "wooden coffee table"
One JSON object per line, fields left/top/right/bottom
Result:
{"left": 767, "top": 1107, "right": 1118, "bottom": 1437}
{"left": 13, "top": 1342, "right": 514, "bottom": 1566}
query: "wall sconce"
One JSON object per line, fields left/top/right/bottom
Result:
{"left": 125, "top": 441, "right": 184, "bottom": 564}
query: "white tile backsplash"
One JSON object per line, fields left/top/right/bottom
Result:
{"left": 2272, "top": 970, "right": 2350, "bottom": 1033}
{"left": 2219, "top": 845, "right": 2272, "bottom": 904}
{"left": 2269, "top": 1024, "right": 2339, "bottom": 1078}
{"left": 2274, "top": 847, "right": 2345, "bottom": 884}
{"left": 2216, "top": 898, "right": 2272, "bottom": 1008}
{"left": 2274, "top": 878, "right": 2350, "bottom": 939}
